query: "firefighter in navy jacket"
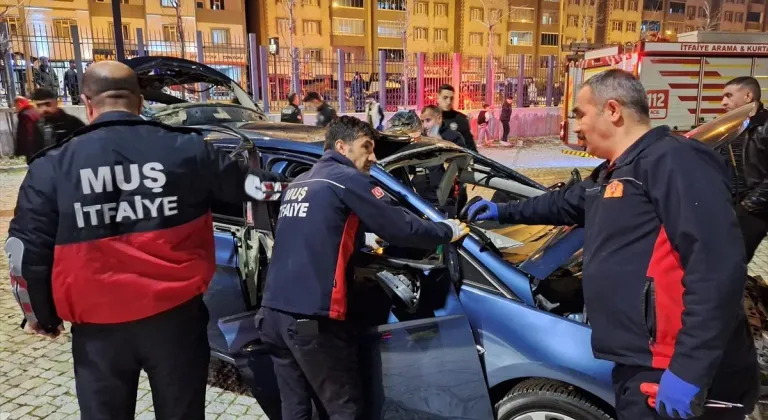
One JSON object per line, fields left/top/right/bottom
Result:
{"left": 258, "top": 116, "right": 469, "bottom": 420}
{"left": 469, "top": 70, "right": 758, "bottom": 420}
{"left": 5, "top": 61, "right": 286, "bottom": 420}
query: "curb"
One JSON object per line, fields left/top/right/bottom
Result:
{"left": 0, "top": 165, "right": 27, "bottom": 172}
{"left": 560, "top": 149, "right": 596, "bottom": 158}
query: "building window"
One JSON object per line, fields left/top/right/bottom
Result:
{"left": 626, "top": 21, "right": 637, "bottom": 31}
{"left": 107, "top": 22, "right": 130, "bottom": 40}
{"left": 641, "top": 20, "right": 660, "bottom": 31}
{"left": 540, "top": 32, "right": 559, "bottom": 46}
{"left": 414, "top": 27, "right": 427, "bottom": 40}
{"left": 470, "top": 7, "right": 484, "bottom": 21}
{"left": 303, "top": 20, "right": 321, "bottom": 35}
{"left": 668, "top": 1, "right": 685, "bottom": 14}
{"left": 509, "top": 31, "right": 533, "bottom": 46}
{"left": 644, "top": 0, "right": 662, "bottom": 11}
{"left": 434, "top": 28, "right": 447, "bottom": 41}
{"left": 333, "top": 18, "right": 365, "bottom": 35}
{"left": 747, "top": 11, "right": 762, "bottom": 22}
{"left": 277, "top": 18, "right": 290, "bottom": 34}
{"left": 162, "top": 24, "right": 178, "bottom": 41}
{"left": 568, "top": 0, "right": 580, "bottom": 5}
{"left": 492, "top": 33, "right": 501, "bottom": 45}
{"left": 334, "top": 0, "right": 362, "bottom": 7}
{"left": 509, "top": 7, "right": 535, "bottom": 22}
{"left": 210, "top": 0, "right": 224, "bottom": 9}
{"left": 724, "top": 11, "right": 733, "bottom": 21}
{"left": 541, "top": 11, "right": 557, "bottom": 24}
{"left": 544, "top": 0, "right": 559, "bottom": 3}
{"left": 627, "top": 0, "right": 637, "bottom": 9}
{"left": 736, "top": 12, "right": 744, "bottom": 22}
{"left": 6, "top": 17, "right": 18, "bottom": 36}
{"left": 211, "top": 28, "right": 230, "bottom": 44}
{"left": 686, "top": 6, "right": 695, "bottom": 18}
{"left": 161, "top": 0, "right": 174, "bottom": 7}
{"left": 379, "top": 48, "right": 404, "bottom": 61}
{"left": 613, "top": 0, "right": 624, "bottom": 8}
{"left": 415, "top": 1, "right": 428, "bottom": 14}
{"left": 698, "top": 7, "right": 706, "bottom": 17}
{"left": 304, "top": 49, "right": 322, "bottom": 61}
{"left": 53, "top": 19, "right": 76, "bottom": 38}
{"left": 434, "top": 2, "right": 448, "bottom": 15}
{"left": 469, "top": 32, "right": 483, "bottom": 45}
{"left": 377, "top": 20, "right": 404, "bottom": 37}
{"left": 302, "top": 0, "right": 319, "bottom": 5}
{"left": 490, "top": 8, "right": 502, "bottom": 21}
{"left": 567, "top": 14, "right": 579, "bottom": 26}
{"left": 378, "top": 0, "right": 405, "bottom": 11}
{"left": 665, "top": 22, "right": 683, "bottom": 32}
{"left": 611, "top": 20, "right": 623, "bottom": 30}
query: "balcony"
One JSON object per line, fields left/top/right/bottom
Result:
{"left": 508, "top": 7, "right": 535, "bottom": 23}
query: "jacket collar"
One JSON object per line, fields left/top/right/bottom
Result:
{"left": 321, "top": 150, "right": 357, "bottom": 169}
{"left": 611, "top": 125, "right": 671, "bottom": 169}
{"left": 749, "top": 102, "right": 768, "bottom": 130}
{"left": 92, "top": 110, "right": 143, "bottom": 125}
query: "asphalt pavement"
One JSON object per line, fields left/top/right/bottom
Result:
{"left": 0, "top": 139, "right": 766, "bottom": 419}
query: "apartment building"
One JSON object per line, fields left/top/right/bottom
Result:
{"left": 640, "top": 0, "right": 768, "bottom": 35}
{"left": 4, "top": 0, "right": 247, "bottom": 85}
{"left": 559, "top": 0, "right": 642, "bottom": 47}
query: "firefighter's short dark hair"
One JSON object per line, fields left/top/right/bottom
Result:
{"left": 438, "top": 84, "right": 454, "bottom": 94}
{"left": 726, "top": 76, "right": 762, "bottom": 102}
{"left": 581, "top": 69, "right": 650, "bottom": 124}
{"left": 324, "top": 115, "right": 377, "bottom": 151}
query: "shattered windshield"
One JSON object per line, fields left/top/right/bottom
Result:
{"left": 148, "top": 104, "right": 267, "bottom": 126}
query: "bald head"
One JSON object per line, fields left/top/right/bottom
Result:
{"left": 82, "top": 61, "right": 142, "bottom": 115}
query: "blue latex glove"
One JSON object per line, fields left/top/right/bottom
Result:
{"left": 467, "top": 199, "right": 499, "bottom": 221}
{"left": 655, "top": 370, "right": 705, "bottom": 418}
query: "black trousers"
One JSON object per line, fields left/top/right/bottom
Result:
{"left": 259, "top": 307, "right": 363, "bottom": 420}
{"left": 71, "top": 296, "right": 210, "bottom": 420}
{"left": 737, "top": 206, "right": 768, "bottom": 262}
{"left": 612, "top": 364, "right": 759, "bottom": 420}
{"left": 501, "top": 121, "right": 510, "bottom": 143}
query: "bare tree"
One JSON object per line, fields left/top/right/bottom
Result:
{"left": 695, "top": 0, "right": 720, "bottom": 31}
{"left": 164, "top": 0, "right": 187, "bottom": 59}
{"left": 396, "top": 0, "right": 412, "bottom": 107}
{"left": 574, "top": 0, "right": 606, "bottom": 42}
{"left": 277, "top": 0, "right": 300, "bottom": 96}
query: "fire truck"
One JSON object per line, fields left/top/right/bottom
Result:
{"left": 561, "top": 31, "right": 768, "bottom": 149}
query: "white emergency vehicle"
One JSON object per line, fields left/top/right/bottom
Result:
{"left": 561, "top": 31, "right": 768, "bottom": 149}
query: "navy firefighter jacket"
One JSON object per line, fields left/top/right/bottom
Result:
{"left": 262, "top": 150, "right": 453, "bottom": 321}
{"left": 498, "top": 126, "right": 755, "bottom": 390}
{"left": 6, "top": 111, "right": 284, "bottom": 330}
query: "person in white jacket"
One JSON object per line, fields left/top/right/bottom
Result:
{"left": 365, "top": 94, "right": 384, "bottom": 130}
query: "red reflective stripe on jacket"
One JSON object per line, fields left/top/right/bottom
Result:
{"left": 647, "top": 226, "right": 685, "bottom": 369}
{"left": 329, "top": 214, "right": 360, "bottom": 321}
{"left": 52, "top": 212, "right": 215, "bottom": 324}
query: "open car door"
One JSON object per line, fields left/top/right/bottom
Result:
{"left": 208, "top": 142, "right": 496, "bottom": 419}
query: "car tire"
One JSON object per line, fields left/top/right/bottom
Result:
{"left": 495, "top": 378, "right": 614, "bottom": 420}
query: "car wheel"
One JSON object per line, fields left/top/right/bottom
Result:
{"left": 495, "top": 379, "right": 614, "bottom": 420}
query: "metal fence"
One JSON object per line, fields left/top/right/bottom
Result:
{"left": 257, "top": 51, "right": 565, "bottom": 113}
{"left": 0, "top": 24, "right": 249, "bottom": 107}
{"left": 0, "top": 24, "right": 565, "bottom": 113}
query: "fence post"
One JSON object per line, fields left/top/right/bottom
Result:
{"left": 452, "top": 53, "right": 461, "bottom": 108}
{"left": 1, "top": 22, "right": 16, "bottom": 105}
{"left": 195, "top": 31, "right": 207, "bottom": 103}
{"left": 516, "top": 54, "right": 525, "bottom": 108}
{"left": 136, "top": 28, "right": 145, "bottom": 57}
{"left": 336, "top": 49, "right": 346, "bottom": 114}
{"left": 111, "top": 0, "right": 126, "bottom": 61}
{"left": 259, "top": 45, "right": 270, "bottom": 114}
{"left": 292, "top": 48, "right": 301, "bottom": 96}
{"left": 378, "top": 50, "right": 386, "bottom": 111}
{"left": 546, "top": 55, "right": 555, "bottom": 107}
{"left": 248, "top": 33, "right": 260, "bottom": 104}
{"left": 485, "top": 54, "right": 494, "bottom": 107}
{"left": 71, "top": 25, "right": 84, "bottom": 104}
{"left": 416, "top": 52, "right": 425, "bottom": 111}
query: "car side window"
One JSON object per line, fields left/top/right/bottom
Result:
{"left": 211, "top": 147, "right": 248, "bottom": 223}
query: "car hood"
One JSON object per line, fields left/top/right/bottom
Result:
{"left": 684, "top": 102, "right": 755, "bottom": 148}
